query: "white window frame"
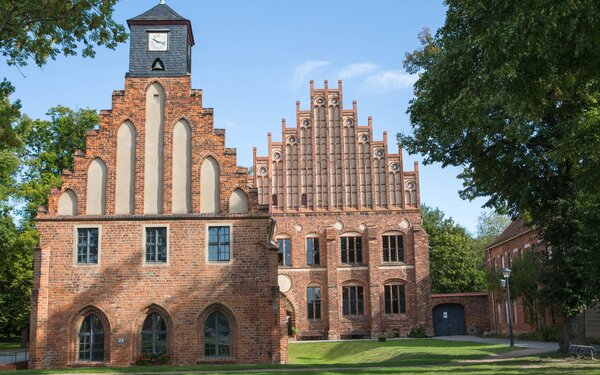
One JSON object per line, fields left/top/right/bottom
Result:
{"left": 205, "top": 223, "right": 233, "bottom": 265}
{"left": 73, "top": 224, "right": 102, "bottom": 266}
{"left": 143, "top": 224, "right": 170, "bottom": 266}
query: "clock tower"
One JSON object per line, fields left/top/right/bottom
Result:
{"left": 127, "top": 1, "right": 194, "bottom": 77}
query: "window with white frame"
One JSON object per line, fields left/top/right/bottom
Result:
{"left": 208, "top": 226, "right": 231, "bottom": 262}
{"left": 77, "top": 228, "right": 99, "bottom": 264}
{"left": 145, "top": 227, "right": 167, "bottom": 263}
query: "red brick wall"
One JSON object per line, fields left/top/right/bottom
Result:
{"left": 30, "top": 75, "right": 282, "bottom": 369}
{"left": 273, "top": 211, "right": 433, "bottom": 339}
{"left": 431, "top": 293, "right": 490, "bottom": 333}
{"left": 485, "top": 230, "right": 539, "bottom": 335}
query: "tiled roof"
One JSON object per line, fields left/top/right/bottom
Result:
{"left": 486, "top": 217, "right": 532, "bottom": 249}
{"left": 129, "top": 3, "right": 187, "bottom": 22}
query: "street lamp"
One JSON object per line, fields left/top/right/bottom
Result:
{"left": 502, "top": 267, "right": 514, "bottom": 347}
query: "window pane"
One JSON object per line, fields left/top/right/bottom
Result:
{"left": 342, "top": 287, "right": 349, "bottom": 316}
{"left": 306, "top": 238, "right": 313, "bottom": 265}
{"left": 277, "top": 239, "right": 284, "bottom": 265}
{"left": 384, "top": 285, "right": 391, "bottom": 314}
{"left": 313, "top": 239, "right": 320, "bottom": 265}
{"left": 284, "top": 239, "right": 291, "bottom": 266}
{"left": 314, "top": 287, "right": 321, "bottom": 319}
{"left": 399, "top": 284, "right": 406, "bottom": 313}
{"left": 349, "top": 286, "right": 357, "bottom": 315}
{"left": 392, "top": 285, "right": 399, "bottom": 314}
{"left": 357, "top": 287, "right": 364, "bottom": 315}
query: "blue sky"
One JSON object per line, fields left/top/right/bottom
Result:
{"left": 3, "top": 0, "right": 491, "bottom": 233}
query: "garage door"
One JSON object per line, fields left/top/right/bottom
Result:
{"left": 433, "top": 303, "right": 466, "bottom": 336}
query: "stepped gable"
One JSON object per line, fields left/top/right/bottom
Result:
{"left": 253, "top": 80, "right": 420, "bottom": 212}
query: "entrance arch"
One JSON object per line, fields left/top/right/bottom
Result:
{"left": 433, "top": 303, "right": 466, "bottom": 336}
{"left": 280, "top": 293, "right": 296, "bottom": 337}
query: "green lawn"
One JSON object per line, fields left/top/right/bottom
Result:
{"left": 289, "top": 338, "right": 513, "bottom": 366}
{"left": 0, "top": 341, "right": 22, "bottom": 351}
{"left": 3, "top": 339, "right": 599, "bottom": 374}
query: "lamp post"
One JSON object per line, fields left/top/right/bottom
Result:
{"left": 502, "top": 267, "right": 514, "bottom": 347}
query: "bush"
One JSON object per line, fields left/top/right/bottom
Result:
{"left": 408, "top": 325, "right": 427, "bottom": 338}
{"left": 135, "top": 352, "right": 170, "bottom": 366}
{"left": 517, "top": 325, "right": 560, "bottom": 342}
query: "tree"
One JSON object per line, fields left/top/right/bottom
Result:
{"left": 0, "top": 0, "right": 127, "bottom": 67}
{"left": 16, "top": 106, "right": 98, "bottom": 222}
{"left": 402, "top": 1, "right": 600, "bottom": 349}
{"left": 476, "top": 211, "right": 510, "bottom": 245}
{"left": 422, "top": 205, "right": 486, "bottom": 293}
{"left": 0, "top": 80, "right": 22, "bottom": 208}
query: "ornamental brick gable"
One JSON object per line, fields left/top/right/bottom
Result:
{"left": 253, "top": 80, "right": 433, "bottom": 340}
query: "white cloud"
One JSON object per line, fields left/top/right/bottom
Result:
{"left": 363, "top": 70, "right": 417, "bottom": 93}
{"left": 217, "top": 119, "right": 237, "bottom": 129}
{"left": 292, "top": 60, "right": 330, "bottom": 88}
{"left": 337, "top": 63, "right": 379, "bottom": 80}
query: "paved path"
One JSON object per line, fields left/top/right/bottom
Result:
{"left": 433, "top": 335, "right": 559, "bottom": 351}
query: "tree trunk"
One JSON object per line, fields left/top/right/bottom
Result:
{"left": 559, "top": 314, "right": 585, "bottom": 352}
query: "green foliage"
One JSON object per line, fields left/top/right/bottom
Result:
{"left": 135, "top": 353, "right": 170, "bottom": 366}
{"left": 16, "top": 106, "right": 98, "bottom": 221}
{"left": 408, "top": 325, "right": 427, "bottom": 338}
{"left": 0, "top": 216, "right": 34, "bottom": 337}
{"left": 475, "top": 211, "right": 510, "bottom": 245}
{"left": 401, "top": 0, "right": 600, "bottom": 319}
{"left": 518, "top": 325, "right": 561, "bottom": 342}
{"left": 0, "top": 0, "right": 127, "bottom": 67}
{"left": 0, "top": 80, "right": 22, "bottom": 208}
{"left": 422, "top": 205, "right": 486, "bottom": 293}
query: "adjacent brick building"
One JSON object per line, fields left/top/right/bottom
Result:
{"left": 251, "top": 81, "right": 433, "bottom": 339}
{"left": 29, "top": 4, "right": 283, "bottom": 369}
{"left": 485, "top": 218, "right": 600, "bottom": 341}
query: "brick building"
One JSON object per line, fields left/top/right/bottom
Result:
{"left": 251, "top": 81, "right": 433, "bottom": 339}
{"left": 29, "top": 4, "right": 283, "bottom": 369}
{"left": 486, "top": 218, "right": 600, "bottom": 341}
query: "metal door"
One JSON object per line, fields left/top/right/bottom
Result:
{"left": 433, "top": 303, "right": 466, "bottom": 336}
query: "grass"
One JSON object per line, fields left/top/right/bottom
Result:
{"left": 289, "top": 338, "right": 514, "bottom": 366}
{"left": 2, "top": 339, "right": 599, "bottom": 374}
{"left": 0, "top": 341, "right": 22, "bottom": 351}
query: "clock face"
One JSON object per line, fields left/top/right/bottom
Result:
{"left": 148, "top": 32, "right": 168, "bottom": 51}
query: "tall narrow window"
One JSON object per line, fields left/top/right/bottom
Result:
{"left": 340, "top": 236, "right": 362, "bottom": 264}
{"left": 301, "top": 193, "right": 307, "bottom": 207}
{"left": 141, "top": 313, "right": 167, "bottom": 354}
{"left": 79, "top": 314, "right": 105, "bottom": 361}
{"left": 384, "top": 284, "right": 406, "bottom": 314}
{"left": 145, "top": 227, "right": 167, "bottom": 263}
{"left": 77, "top": 228, "right": 99, "bottom": 264}
{"left": 277, "top": 238, "right": 291, "bottom": 266}
{"left": 307, "top": 287, "right": 321, "bottom": 320}
{"left": 204, "top": 311, "right": 230, "bottom": 357}
{"left": 382, "top": 235, "right": 404, "bottom": 262}
{"left": 306, "top": 237, "right": 320, "bottom": 265}
{"left": 342, "top": 285, "right": 364, "bottom": 316}
{"left": 208, "top": 226, "right": 231, "bottom": 262}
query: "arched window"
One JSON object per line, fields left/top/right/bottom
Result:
{"left": 79, "top": 314, "right": 105, "bottom": 361}
{"left": 204, "top": 311, "right": 230, "bottom": 357}
{"left": 141, "top": 313, "right": 167, "bottom": 354}
{"left": 384, "top": 283, "right": 406, "bottom": 314}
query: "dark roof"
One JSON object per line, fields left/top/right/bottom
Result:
{"left": 128, "top": 3, "right": 188, "bottom": 22}
{"left": 486, "top": 217, "right": 532, "bottom": 249}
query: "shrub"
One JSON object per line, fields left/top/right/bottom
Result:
{"left": 135, "top": 352, "right": 170, "bottom": 366}
{"left": 408, "top": 324, "right": 427, "bottom": 338}
{"left": 517, "top": 325, "right": 560, "bottom": 342}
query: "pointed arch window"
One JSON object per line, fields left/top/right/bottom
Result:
{"left": 204, "top": 311, "right": 230, "bottom": 357}
{"left": 78, "top": 314, "right": 105, "bottom": 361}
{"left": 141, "top": 313, "right": 167, "bottom": 354}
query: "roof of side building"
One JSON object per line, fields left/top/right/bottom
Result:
{"left": 486, "top": 217, "right": 532, "bottom": 249}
